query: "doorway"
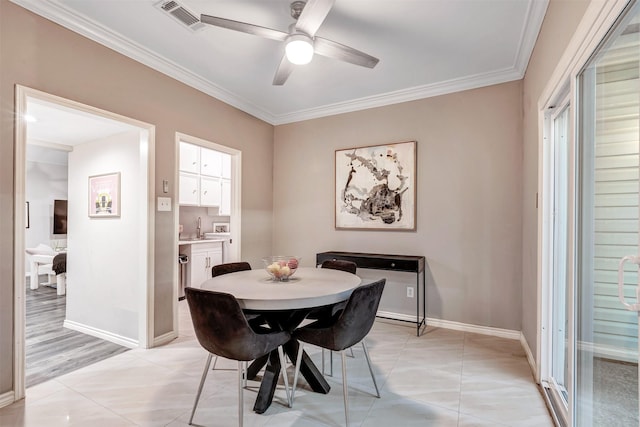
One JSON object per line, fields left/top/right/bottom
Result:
{"left": 14, "top": 86, "right": 156, "bottom": 399}
{"left": 540, "top": 2, "right": 640, "bottom": 425}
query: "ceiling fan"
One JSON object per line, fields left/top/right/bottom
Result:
{"left": 200, "top": 0, "right": 379, "bottom": 85}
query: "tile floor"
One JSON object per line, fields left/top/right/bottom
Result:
{"left": 0, "top": 301, "right": 553, "bottom": 426}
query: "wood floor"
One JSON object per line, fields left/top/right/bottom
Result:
{"left": 26, "top": 284, "right": 129, "bottom": 388}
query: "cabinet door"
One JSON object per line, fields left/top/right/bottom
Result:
{"left": 221, "top": 153, "right": 231, "bottom": 179}
{"left": 179, "top": 172, "right": 199, "bottom": 205}
{"left": 208, "top": 250, "right": 223, "bottom": 272}
{"left": 190, "top": 252, "right": 208, "bottom": 288}
{"left": 220, "top": 179, "right": 231, "bottom": 216}
{"left": 201, "top": 148, "right": 222, "bottom": 177}
{"left": 179, "top": 142, "right": 200, "bottom": 173}
{"left": 200, "top": 176, "right": 221, "bottom": 207}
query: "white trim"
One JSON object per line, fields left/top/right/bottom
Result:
{"left": 425, "top": 317, "right": 522, "bottom": 340}
{"left": 63, "top": 320, "right": 138, "bottom": 349}
{"left": 9, "top": 0, "right": 548, "bottom": 126}
{"left": 0, "top": 391, "right": 15, "bottom": 409}
{"left": 376, "top": 310, "right": 418, "bottom": 324}
{"left": 521, "top": 333, "right": 538, "bottom": 380}
{"left": 514, "top": 0, "right": 550, "bottom": 74}
{"left": 272, "top": 68, "right": 524, "bottom": 125}
{"left": 153, "top": 330, "right": 178, "bottom": 348}
{"left": 13, "top": 85, "right": 28, "bottom": 402}
{"left": 13, "top": 85, "right": 156, "bottom": 400}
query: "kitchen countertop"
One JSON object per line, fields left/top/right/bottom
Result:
{"left": 178, "top": 238, "right": 228, "bottom": 245}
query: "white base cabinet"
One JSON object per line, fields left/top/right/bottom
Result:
{"left": 188, "top": 242, "right": 223, "bottom": 288}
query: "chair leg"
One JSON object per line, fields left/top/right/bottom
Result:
{"left": 348, "top": 346, "right": 355, "bottom": 358}
{"left": 291, "top": 342, "right": 305, "bottom": 406}
{"left": 242, "top": 361, "right": 248, "bottom": 388}
{"left": 189, "top": 353, "right": 213, "bottom": 425}
{"left": 211, "top": 355, "right": 218, "bottom": 370}
{"left": 341, "top": 350, "right": 349, "bottom": 426}
{"left": 361, "top": 340, "right": 380, "bottom": 398}
{"left": 237, "top": 361, "right": 244, "bottom": 427}
{"left": 321, "top": 348, "right": 334, "bottom": 376}
{"left": 277, "top": 346, "right": 291, "bottom": 407}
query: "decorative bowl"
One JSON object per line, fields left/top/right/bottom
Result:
{"left": 262, "top": 256, "right": 300, "bottom": 281}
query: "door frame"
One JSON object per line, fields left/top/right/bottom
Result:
{"left": 540, "top": 92, "right": 574, "bottom": 427}
{"left": 536, "top": 1, "right": 633, "bottom": 425}
{"left": 13, "top": 85, "right": 156, "bottom": 400}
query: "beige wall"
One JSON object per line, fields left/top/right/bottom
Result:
{"left": 0, "top": 1, "right": 274, "bottom": 394}
{"left": 274, "top": 81, "right": 524, "bottom": 329}
{"left": 521, "top": 0, "right": 591, "bottom": 359}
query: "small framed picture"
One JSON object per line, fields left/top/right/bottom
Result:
{"left": 89, "top": 172, "right": 121, "bottom": 218}
{"left": 213, "top": 222, "right": 229, "bottom": 233}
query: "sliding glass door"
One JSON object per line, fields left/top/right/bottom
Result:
{"left": 577, "top": 3, "right": 640, "bottom": 425}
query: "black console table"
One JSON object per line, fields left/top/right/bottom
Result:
{"left": 316, "top": 251, "right": 426, "bottom": 336}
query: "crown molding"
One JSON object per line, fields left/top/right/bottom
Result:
{"left": 271, "top": 66, "right": 524, "bottom": 124}
{"left": 11, "top": 0, "right": 547, "bottom": 126}
{"left": 10, "top": 0, "right": 278, "bottom": 124}
{"left": 514, "top": 0, "right": 549, "bottom": 73}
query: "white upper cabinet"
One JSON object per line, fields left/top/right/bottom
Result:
{"left": 201, "top": 148, "right": 222, "bottom": 177}
{"left": 179, "top": 172, "right": 199, "bottom": 205}
{"left": 179, "top": 142, "right": 200, "bottom": 174}
{"left": 200, "top": 176, "right": 221, "bottom": 207}
{"left": 179, "top": 142, "right": 232, "bottom": 211}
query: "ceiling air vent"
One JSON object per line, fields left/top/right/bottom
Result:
{"left": 155, "top": 0, "right": 205, "bottom": 32}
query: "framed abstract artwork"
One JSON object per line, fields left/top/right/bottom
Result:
{"left": 335, "top": 141, "right": 416, "bottom": 231}
{"left": 88, "top": 172, "right": 121, "bottom": 218}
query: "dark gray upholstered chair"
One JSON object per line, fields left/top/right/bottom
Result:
{"left": 320, "top": 259, "right": 357, "bottom": 274}
{"left": 208, "top": 261, "right": 265, "bottom": 373}
{"left": 292, "top": 279, "right": 386, "bottom": 426}
{"left": 211, "top": 261, "right": 251, "bottom": 277}
{"left": 312, "top": 259, "right": 359, "bottom": 374}
{"left": 185, "top": 287, "right": 291, "bottom": 426}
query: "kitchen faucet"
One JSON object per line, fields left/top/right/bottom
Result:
{"left": 196, "top": 217, "right": 202, "bottom": 239}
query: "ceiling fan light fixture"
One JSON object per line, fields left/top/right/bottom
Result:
{"left": 285, "top": 34, "right": 314, "bottom": 65}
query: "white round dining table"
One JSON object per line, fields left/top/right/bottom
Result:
{"left": 200, "top": 267, "right": 362, "bottom": 310}
{"left": 198, "top": 266, "right": 362, "bottom": 414}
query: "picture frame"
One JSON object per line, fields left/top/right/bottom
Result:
{"left": 88, "top": 172, "right": 121, "bottom": 218}
{"left": 213, "top": 222, "right": 230, "bottom": 233}
{"left": 335, "top": 141, "right": 416, "bottom": 231}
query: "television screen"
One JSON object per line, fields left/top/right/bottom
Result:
{"left": 53, "top": 199, "right": 68, "bottom": 235}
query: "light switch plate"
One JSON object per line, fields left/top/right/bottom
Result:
{"left": 157, "top": 197, "right": 171, "bottom": 212}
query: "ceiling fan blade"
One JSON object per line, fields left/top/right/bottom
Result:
{"left": 314, "top": 37, "right": 379, "bottom": 68}
{"left": 295, "top": 0, "right": 335, "bottom": 37}
{"left": 200, "top": 14, "right": 288, "bottom": 41}
{"left": 273, "top": 54, "right": 295, "bottom": 86}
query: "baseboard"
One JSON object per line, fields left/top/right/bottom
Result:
{"left": 0, "top": 390, "right": 15, "bottom": 409}
{"left": 376, "top": 310, "right": 418, "bottom": 323}
{"left": 520, "top": 333, "right": 538, "bottom": 380}
{"left": 425, "top": 317, "right": 521, "bottom": 340}
{"left": 153, "top": 330, "right": 177, "bottom": 347}
{"left": 63, "top": 320, "right": 138, "bottom": 349}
